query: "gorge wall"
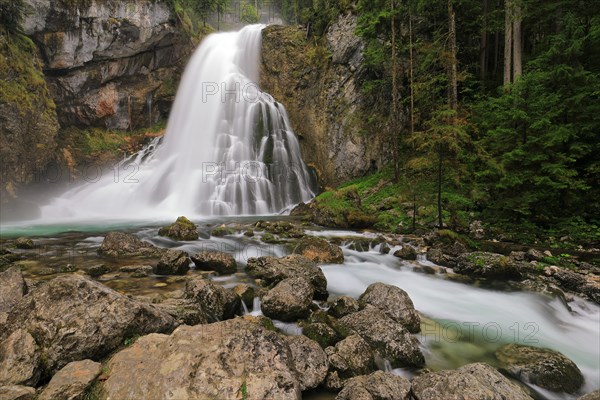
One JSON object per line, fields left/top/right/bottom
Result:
{"left": 1, "top": 0, "right": 193, "bottom": 202}
{"left": 261, "top": 13, "right": 389, "bottom": 188}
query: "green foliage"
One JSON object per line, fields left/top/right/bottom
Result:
{"left": 241, "top": 3, "right": 259, "bottom": 23}
{"left": 0, "top": 0, "right": 29, "bottom": 33}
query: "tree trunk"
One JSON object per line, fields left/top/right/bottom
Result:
{"left": 480, "top": 0, "right": 488, "bottom": 82}
{"left": 504, "top": 0, "right": 513, "bottom": 85}
{"left": 512, "top": 0, "right": 522, "bottom": 80}
{"left": 391, "top": 0, "right": 400, "bottom": 182}
{"left": 409, "top": 9, "right": 415, "bottom": 136}
{"left": 437, "top": 146, "right": 444, "bottom": 228}
{"left": 448, "top": 0, "right": 458, "bottom": 111}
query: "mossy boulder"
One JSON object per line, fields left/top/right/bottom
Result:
{"left": 210, "top": 226, "right": 236, "bottom": 237}
{"left": 190, "top": 251, "right": 237, "bottom": 275}
{"left": 455, "top": 252, "right": 523, "bottom": 279}
{"left": 158, "top": 216, "right": 198, "bottom": 241}
{"left": 495, "top": 344, "right": 584, "bottom": 394}
{"left": 292, "top": 236, "right": 344, "bottom": 264}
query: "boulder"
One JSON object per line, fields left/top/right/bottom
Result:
{"left": 286, "top": 335, "right": 328, "bottom": 391}
{"left": 184, "top": 278, "right": 240, "bottom": 323}
{"left": 393, "top": 246, "right": 417, "bottom": 260}
{"left": 0, "top": 275, "right": 175, "bottom": 376}
{"left": 526, "top": 248, "right": 545, "bottom": 262}
{"left": 119, "top": 264, "right": 153, "bottom": 277}
{"left": 292, "top": 236, "right": 344, "bottom": 264}
{"left": 0, "top": 330, "right": 41, "bottom": 386}
{"left": 454, "top": 252, "right": 522, "bottom": 279}
{"left": 579, "top": 390, "right": 600, "bottom": 400}
{"left": 426, "top": 248, "right": 454, "bottom": 267}
{"left": 0, "top": 385, "right": 36, "bottom": 400}
{"left": 14, "top": 238, "right": 34, "bottom": 250}
{"left": 154, "top": 250, "right": 190, "bottom": 275}
{"left": 336, "top": 371, "right": 411, "bottom": 400}
{"left": 232, "top": 284, "right": 256, "bottom": 308}
{"left": 246, "top": 255, "right": 328, "bottom": 300}
{"left": 86, "top": 264, "right": 110, "bottom": 277}
{"left": 495, "top": 343, "right": 584, "bottom": 393}
{"left": 303, "top": 322, "right": 340, "bottom": 349}
{"left": 325, "top": 335, "right": 374, "bottom": 390}
{"left": 97, "top": 232, "right": 161, "bottom": 258}
{"left": 262, "top": 277, "right": 314, "bottom": 322}
{"left": 339, "top": 307, "right": 424, "bottom": 368}
{"left": 101, "top": 320, "right": 301, "bottom": 399}
{"left": 191, "top": 251, "right": 237, "bottom": 275}
{"left": 158, "top": 216, "right": 199, "bottom": 241}
{"left": 37, "top": 359, "right": 101, "bottom": 400}
{"left": 358, "top": 283, "right": 420, "bottom": 333}
{"left": 0, "top": 267, "right": 27, "bottom": 313}
{"left": 329, "top": 296, "right": 361, "bottom": 318}
{"left": 155, "top": 298, "right": 208, "bottom": 326}
{"left": 411, "top": 362, "right": 533, "bottom": 400}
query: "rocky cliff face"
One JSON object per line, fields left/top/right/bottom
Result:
{"left": 261, "top": 13, "right": 389, "bottom": 187}
{"left": 23, "top": 0, "right": 193, "bottom": 130}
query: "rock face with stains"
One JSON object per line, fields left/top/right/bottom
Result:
{"left": 22, "top": 0, "right": 192, "bottom": 130}
{"left": 101, "top": 320, "right": 302, "bottom": 399}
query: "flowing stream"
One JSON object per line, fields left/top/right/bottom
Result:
{"left": 40, "top": 25, "right": 316, "bottom": 221}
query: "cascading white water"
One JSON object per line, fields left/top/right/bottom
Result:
{"left": 41, "top": 25, "right": 316, "bottom": 221}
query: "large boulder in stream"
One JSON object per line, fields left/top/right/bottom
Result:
{"left": 184, "top": 278, "right": 240, "bottom": 322}
{"left": 154, "top": 249, "right": 190, "bottom": 275}
{"left": 0, "top": 267, "right": 27, "bottom": 314}
{"left": 97, "top": 231, "right": 162, "bottom": 258}
{"left": 339, "top": 307, "right": 424, "bottom": 368}
{"left": 191, "top": 251, "right": 237, "bottom": 275}
{"left": 325, "top": 335, "right": 375, "bottom": 390}
{"left": 454, "top": 252, "right": 523, "bottom": 279}
{"left": 0, "top": 385, "right": 36, "bottom": 400}
{"left": 246, "top": 254, "right": 328, "bottom": 300}
{"left": 358, "top": 283, "right": 420, "bottom": 333}
{"left": 158, "top": 216, "right": 199, "bottom": 241}
{"left": 411, "top": 362, "right": 533, "bottom": 400}
{"left": 262, "top": 277, "right": 314, "bottom": 322}
{"left": 0, "top": 329, "right": 41, "bottom": 386}
{"left": 286, "top": 335, "right": 329, "bottom": 391}
{"left": 336, "top": 371, "right": 411, "bottom": 400}
{"left": 495, "top": 343, "right": 584, "bottom": 393}
{"left": 0, "top": 275, "right": 175, "bottom": 379}
{"left": 292, "top": 236, "right": 344, "bottom": 264}
{"left": 100, "top": 319, "right": 301, "bottom": 399}
{"left": 37, "top": 359, "right": 101, "bottom": 400}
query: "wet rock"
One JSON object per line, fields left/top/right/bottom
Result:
{"left": 0, "top": 267, "right": 27, "bottom": 313}
{"left": 184, "top": 278, "right": 240, "bottom": 323}
{"left": 232, "top": 284, "right": 256, "bottom": 307}
{"left": 411, "top": 362, "right": 533, "bottom": 400}
{"left": 98, "top": 232, "right": 161, "bottom": 258}
{"left": 292, "top": 236, "right": 344, "bottom": 264}
{"left": 60, "top": 264, "right": 77, "bottom": 273}
{"left": 0, "top": 385, "right": 36, "bottom": 400}
{"left": 86, "top": 264, "right": 110, "bottom": 277}
{"left": 14, "top": 238, "right": 34, "bottom": 250}
{"left": 246, "top": 254, "right": 328, "bottom": 300}
{"left": 455, "top": 252, "right": 522, "bottom": 279}
{"left": 286, "top": 335, "right": 328, "bottom": 390}
{"left": 339, "top": 307, "right": 424, "bottom": 368}
{"left": 329, "top": 296, "right": 360, "bottom": 318}
{"left": 495, "top": 343, "right": 584, "bottom": 393}
{"left": 303, "top": 322, "right": 339, "bottom": 349}
{"left": 393, "top": 246, "right": 417, "bottom": 260}
{"left": 158, "top": 216, "right": 198, "bottom": 241}
{"left": 325, "top": 335, "right": 374, "bottom": 390}
{"left": 156, "top": 298, "right": 208, "bottom": 326}
{"left": 119, "top": 264, "right": 153, "bottom": 277}
{"left": 211, "top": 226, "right": 235, "bottom": 237}
{"left": 101, "top": 320, "right": 301, "bottom": 399}
{"left": 257, "top": 221, "right": 304, "bottom": 238}
{"left": 262, "top": 277, "right": 314, "bottom": 322}
{"left": 190, "top": 251, "right": 237, "bottom": 275}
{"left": 154, "top": 250, "right": 190, "bottom": 275}
{"left": 510, "top": 251, "right": 527, "bottom": 262}
{"left": 358, "top": 283, "right": 420, "bottom": 333}
{"left": 37, "top": 359, "right": 101, "bottom": 400}
{"left": 426, "top": 248, "right": 454, "bottom": 267}
{"left": 579, "top": 390, "right": 600, "bottom": 400}
{"left": 336, "top": 371, "right": 411, "bottom": 400}
{"left": 0, "top": 330, "right": 41, "bottom": 386}
{"left": 0, "top": 275, "right": 175, "bottom": 376}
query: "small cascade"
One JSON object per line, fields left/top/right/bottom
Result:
{"left": 40, "top": 24, "right": 317, "bottom": 221}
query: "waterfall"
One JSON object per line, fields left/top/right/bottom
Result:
{"left": 41, "top": 25, "right": 316, "bottom": 221}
